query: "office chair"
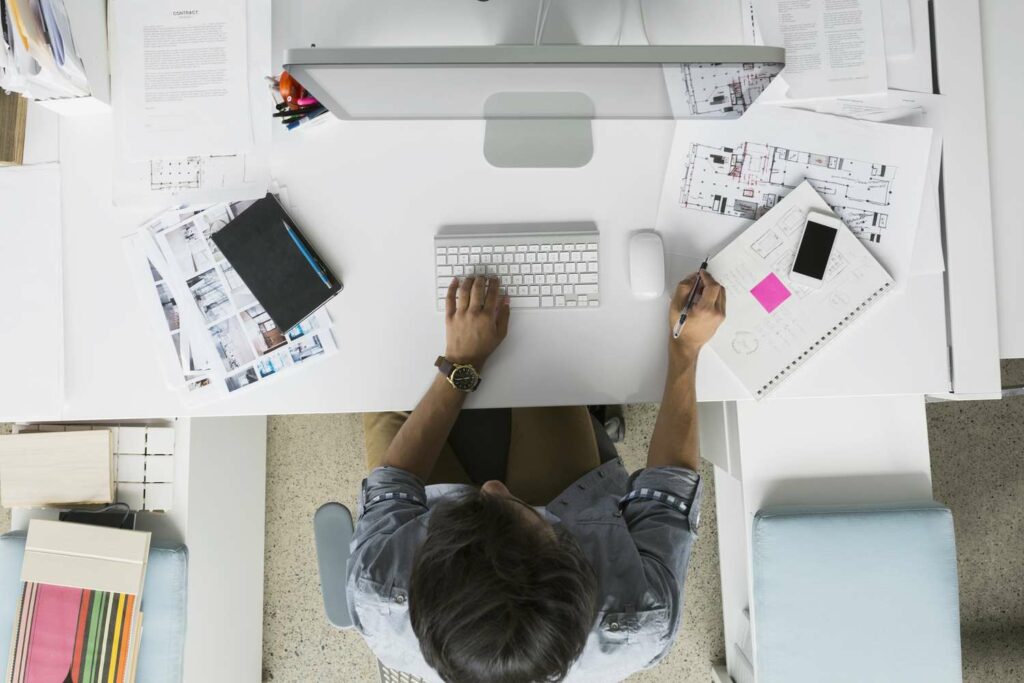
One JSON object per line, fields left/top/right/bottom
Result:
{"left": 314, "top": 409, "right": 620, "bottom": 680}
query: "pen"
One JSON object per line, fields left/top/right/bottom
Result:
{"left": 672, "top": 257, "right": 709, "bottom": 339}
{"left": 283, "top": 221, "right": 332, "bottom": 288}
{"left": 273, "top": 106, "right": 321, "bottom": 118}
{"left": 286, "top": 108, "right": 327, "bottom": 131}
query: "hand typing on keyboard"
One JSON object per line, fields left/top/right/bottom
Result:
{"left": 436, "top": 233, "right": 600, "bottom": 310}
{"left": 444, "top": 276, "right": 510, "bottom": 370}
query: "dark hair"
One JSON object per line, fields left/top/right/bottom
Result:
{"left": 409, "top": 489, "right": 599, "bottom": 683}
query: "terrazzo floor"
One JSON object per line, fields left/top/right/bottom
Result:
{"left": 261, "top": 360, "right": 1024, "bottom": 682}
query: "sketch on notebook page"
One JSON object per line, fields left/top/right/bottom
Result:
{"left": 677, "top": 141, "right": 896, "bottom": 244}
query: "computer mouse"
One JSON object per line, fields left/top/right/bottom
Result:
{"left": 629, "top": 232, "right": 665, "bottom": 299}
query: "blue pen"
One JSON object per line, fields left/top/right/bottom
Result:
{"left": 284, "top": 221, "right": 332, "bottom": 288}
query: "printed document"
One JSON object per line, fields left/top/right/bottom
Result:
{"left": 754, "top": 0, "right": 887, "bottom": 98}
{"left": 112, "top": 0, "right": 252, "bottom": 159}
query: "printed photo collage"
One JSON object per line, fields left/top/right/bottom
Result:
{"left": 128, "top": 202, "right": 337, "bottom": 403}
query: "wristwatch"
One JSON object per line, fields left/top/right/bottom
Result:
{"left": 435, "top": 356, "right": 481, "bottom": 392}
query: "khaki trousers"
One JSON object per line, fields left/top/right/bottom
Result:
{"left": 363, "top": 407, "right": 600, "bottom": 506}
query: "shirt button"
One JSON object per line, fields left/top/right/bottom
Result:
{"left": 394, "top": 594, "right": 406, "bottom": 604}
{"left": 609, "top": 622, "right": 619, "bottom": 631}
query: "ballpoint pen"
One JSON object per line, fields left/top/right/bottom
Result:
{"left": 672, "top": 257, "right": 709, "bottom": 339}
{"left": 284, "top": 221, "right": 332, "bottom": 288}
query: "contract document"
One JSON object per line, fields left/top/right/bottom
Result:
{"left": 111, "top": 0, "right": 252, "bottom": 159}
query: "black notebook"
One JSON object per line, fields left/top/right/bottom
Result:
{"left": 212, "top": 194, "right": 342, "bottom": 332}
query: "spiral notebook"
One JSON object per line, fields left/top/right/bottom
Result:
{"left": 707, "top": 181, "right": 894, "bottom": 399}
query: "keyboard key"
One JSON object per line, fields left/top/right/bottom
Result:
{"left": 559, "top": 253, "right": 570, "bottom": 262}
{"left": 586, "top": 243, "right": 598, "bottom": 250}
{"left": 552, "top": 285, "right": 563, "bottom": 295}
{"left": 459, "top": 255, "right": 469, "bottom": 264}
{"left": 531, "top": 264, "right": 543, "bottom": 274}
{"left": 524, "top": 275, "right": 535, "bottom": 285}
{"left": 459, "top": 246, "right": 470, "bottom": 254}
{"left": 541, "top": 296, "right": 554, "bottom": 307}
{"left": 589, "top": 299, "right": 599, "bottom": 307}
{"left": 529, "top": 285, "right": 540, "bottom": 296}
{"left": 566, "top": 299, "right": 577, "bottom": 307}
{"left": 471, "top": 246, "right": 481, "bottom": 253}
{"left": 510, "top": 297, "right": 540, "bottom": 308}
{"left": 580, "top": 273, "right": 598, "bottom": 284}
{"left": 537, "top": 253, "right": 548, "bottom": 263}
{"left": 494, "top": 245, "right": 505, "bottom": 253}
{"left": 510, "top": 264, "right": 521, "bottom": 274}
{"left": 438, "top": 266, "right": 453, "bottom": 276}
{"left": 503, "top": 254, "right": 514, "bottom": 264}
{"left": 512, "top": 275, "right": 523, "bottom": 285}
{"left": 517, "top": 245, "right": 528, "bottom": 253}
{"left": 498, "top": 265, "right": 509, "bottom": 275}
{"left": 482, "top": 246, "right": 493, "bottom": 253}
{"left": 540, "top": 244, "right": 551, "bottom": 251}
{"left": 453, "top": 266, "right": 464, "bottom": 276}
{"left": 514, "top": 254, "right": 526, "bottom": 263}
{"left": 571, "top": 252, "right": 582, "bottom": 262}
{"left": 470, "top": 255, "right": 480, "bottom": 264}
{"left": 569, "top": 274, "right": 580, "bottom": 284}
{"left": 448, "top": 247, "right": 459, "bottom": 255}
{"left": 583, "top": 251, "right": 598, "bottom": 262}
{"left": 567, "top": 263, "right": 577, "bottom": 273}
{"left": 556, "top": 274, "right": 568, "bottom": 284}
{"left": 552, "top": 244, "right": 563, "bottom": 251}
{"left": 578, "top": 295, "right": 588, "bottom": 306}
{"left": 528, "top": 244, "right": 539, "bottom": 252}
{"left": 526, "top": 253, "right": 537, "bottom": 263}
{"left": 543, "top": 274, "right": 557, "bottom": 284}
{"left": 587, "top": 262, "right": 598, "bottom": 272}
{"left": 543, "top": 264, "right": 554, "bottom": 274}
{"left": 555, "top": 295, "right": 566, "bottom": 306}
{"left": 436, "top": 247, "right": 447, "bottom": 255}
{"left": 554, "top": 263, "right": 565, "bottom": 274}
{"left": 541, "top": 285, "right": 552, "bottom": 295}
{"left": 575, "top": 284, "right": 599, "bottom": 295}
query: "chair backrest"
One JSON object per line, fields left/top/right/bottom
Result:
{"left": 314, "top": 502, "right": 355, "bottom": 629}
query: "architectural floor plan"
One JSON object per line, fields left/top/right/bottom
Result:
{"left": 677, "top": 141, "right": 896, "bottom": 243}
{"left": 664, "top": 63, "right": 783, "bottom": 118}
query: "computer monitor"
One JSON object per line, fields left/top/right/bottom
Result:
{"left": 284, "top": 46, "right": 784, "bottom": 167}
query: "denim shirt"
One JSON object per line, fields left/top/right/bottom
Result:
{"left": 347, "top": 458, "right": 703, "bottom": 683}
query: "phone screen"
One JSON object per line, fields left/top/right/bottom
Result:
{"left": 793, "top": 220, "right": 838, "bottom": 280}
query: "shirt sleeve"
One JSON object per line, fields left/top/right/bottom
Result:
{"left": 352, "top": 465, "right": 429, "bottom": 553}
{"left": 619, "top": 466, "right": 703, "bottom": 657}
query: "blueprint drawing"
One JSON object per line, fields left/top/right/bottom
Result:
{"left": 677, "top": 141, "right": 896, "bottom": 243}
{"left": 664, "top": 62, "right": 783, "bottom": 118}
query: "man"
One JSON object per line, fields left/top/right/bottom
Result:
{"left": 349, "top": 271, "right": 726, "bottom": 683}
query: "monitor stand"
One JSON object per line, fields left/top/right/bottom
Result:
{"left": 483, "top": 92, "right": 594, "bottom": 168}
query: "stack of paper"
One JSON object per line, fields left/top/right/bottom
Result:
{"left": 9, "top": 520, "right": 150, "bottom": 683}
{"left": 0, "top": 431, "right": 114, "bottom": 508}
{"left": 124, "top": 202, "right": 338, "bottom": 406}
{"left": 0, "top": 0, "right": 90, "bottom": 99}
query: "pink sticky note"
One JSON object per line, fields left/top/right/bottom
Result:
{"left": 750, "top": 273, "right": 791, "bottom": 313}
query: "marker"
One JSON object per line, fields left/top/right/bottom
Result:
{"left": 672, "top": 257, "right": 709, "bottom": 339}
{"left": 283, "top": 221, "right": 332, "bottom": 288}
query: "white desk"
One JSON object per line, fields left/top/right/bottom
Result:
{"left": 0, "top": 0, "right": 997, "bottom": 421}
{"left": 46, "top": 111, "right": 959, "bottom": 420}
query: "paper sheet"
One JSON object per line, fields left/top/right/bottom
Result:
{"left": 766, "top": 90, "right": 946, "bottom": 275}
{"left": 662, "top": 62, "right": 784, "bottom": 119}
{"left": 655, "top": 105, "right": 932, "bottom": 289}
{"left": 111, "top": 0, "right": 252, "bottom": 160}
{"left": 753, "top": 0, "right": 887, "bottom": 98}
{"left": 707, "top": 182, "right": 894, "bottom": 398}
{"left": 0, "top": 164, "right": 63, "bottom": 420}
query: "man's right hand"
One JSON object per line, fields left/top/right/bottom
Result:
{"left": 669, "top": 271, "right": 726, "bottom": 367}
{"left": 444, "top": 276, "right": 511, "bottom": 370}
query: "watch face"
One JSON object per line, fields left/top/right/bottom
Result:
{"left": 451, "top": 366, "right": 478, "bottom": 391}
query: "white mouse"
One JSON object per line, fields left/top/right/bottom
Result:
{"left": 629, "top": 232, "right": 665, "bottom": 299}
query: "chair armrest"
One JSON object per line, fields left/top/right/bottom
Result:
{"left": 314, "top": 502, "right": 355, "bottom": 629}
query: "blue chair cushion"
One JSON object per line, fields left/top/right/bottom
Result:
{"left": 752, "top": 504, "right": 962, "bottom": 683}
{"left": 0, "top": 531, "right": 188, "bottom": 683}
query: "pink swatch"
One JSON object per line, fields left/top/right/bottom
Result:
{"left": 750, "top": 273, "right": 791, "bottom": 313}
{"left": 24, "top": 584, "right": 81, "bottom": 683}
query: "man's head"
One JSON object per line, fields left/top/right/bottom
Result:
{"left": 409, "top": 482, "right": 598, "bottom": 683}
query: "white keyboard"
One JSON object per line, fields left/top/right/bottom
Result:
{"left": 435, "top": 223, "right": 600, "bottom": 310}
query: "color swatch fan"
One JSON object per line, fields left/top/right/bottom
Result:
{"left": 7, "top": 521, "right": 150, "bottom": 683}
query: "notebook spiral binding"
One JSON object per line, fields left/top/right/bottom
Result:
{"left": 755, "top": 281, "right": 893, "bottom": 397}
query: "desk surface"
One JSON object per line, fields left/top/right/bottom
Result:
{"left": 48, "top": 110, "right": 954, "bottom": 420}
